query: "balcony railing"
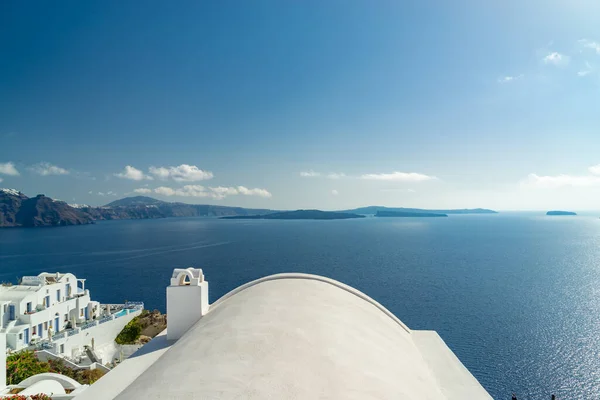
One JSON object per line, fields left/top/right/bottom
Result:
{"left": 125, "top": 301, "right": 144, "bottom": 309}
{"left": 80, "top": 321, "right": 98, "bottom": 330}
{"left": 67, "top": 329, "right": 79, "bottom": 337}
{"left": 98, "top": 315, "right": 114, "bottom": 324}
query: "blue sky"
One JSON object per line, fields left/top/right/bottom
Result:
{"left": 1, "top": 0, "right": 600, "bottom": 210}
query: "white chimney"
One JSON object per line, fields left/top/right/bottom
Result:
{"left": 166, "top": 268, "right": 209, "bottom": 341}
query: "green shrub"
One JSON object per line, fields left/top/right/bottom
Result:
{"left": 115, "top": 318, "right": 142, "bottom": 344}
{"left": 78, "top": 368, "right": 105, "bottom": 384}
{"left": 6, "top": 351, "right": 50, "bottom": 385}
{"left": 6, "top": 351, "right": 106, "bottom": 387}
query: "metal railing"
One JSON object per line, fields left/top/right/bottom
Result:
{"left": 35, "top": 342, "right": 53, "bottom": 350}
{"left": 67, "top": 329, "right": 79, "bottom": 337}
{"left": 125, "top": 301, "right": 144, "bottom": 310}
{"left": 98, "top": 315, "right": 114, "bottom": 324}
{"left": 80, "top": 321, "right": 97, "bottom": 330}
{"left": 52, "top": 332, "right": 65, "bottom": 341}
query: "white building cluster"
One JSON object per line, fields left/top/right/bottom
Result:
{"left": 0, "top": 272, "right": 142, "bottom": 398}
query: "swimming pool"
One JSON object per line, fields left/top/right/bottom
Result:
{"left": 114, "top": 309, "right": 128, "bottom": 318}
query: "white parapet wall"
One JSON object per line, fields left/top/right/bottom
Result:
{"left": 0, "top": 332, "right": 5, "bottom": 389}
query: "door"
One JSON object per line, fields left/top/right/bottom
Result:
{"left": 84, "top": 307, "right": 89, "bottom": 320}
{"left": 38, "top": 323, "right": 43, "bottom": 338}
{"left": 24, "top": 328, "right": 29, "bottom": 345}
{"left": 45, "top": 296, "right": 50, "bottom": 308}
{"left": 8, "top": 304, "right": 15, "bottom": 320}
{"left": 55, "top": 317, "right": 60, "bottom": 332}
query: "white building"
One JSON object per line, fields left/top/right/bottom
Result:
{"left": 0, "top": 272, "right": 141, "bottom": 362}
{"left": 72, "top": 268, "right": 493, "bottom": 399}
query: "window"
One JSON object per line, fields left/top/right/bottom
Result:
{"left": 46, "top": 289, "right": 49, "bottom": 294}
{"left": 80, "top": 309, "right": 84, "bottom": 317}
{"left": 64, "top": 313, "right": 68, "bottom": 322}
{"left": 45, "top": 296, "right": 50, "bottom": 308}
{"left": 49, "top": 320, "right": 52, "bottom": 329}
{"left": 26, "top": 302, "right": 32, "bottom": 313}
{"left": 56, "top": 290, "right": 61, "bottom": 302}
{"left": 44, "top": 322, "right": 48, "bottom": 330}
{"left": 3, "top": 304, "right": 7, "bottom": 313}
{"left": 19, "top": 333, "right": 22, "bottom": 340}
{"left": 33, "top": 326, "right": 37, "bottom": 335}
{"left": 60, "top": 344, "right": 65, "bottom": 353}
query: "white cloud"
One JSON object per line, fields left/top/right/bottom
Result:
{"left": 360, "top": 171, "right": 437, "bottom": 182}
{"left": 522, "top": 164, "right": 600, "bottom": 188}
{"left": 331, "top": 189, "right": 339, "bottom": 195}
{"left": 523, "top": 173, "right": 600, "bottom": 188}
{"left": 115, "top": 166, "right": 152, "bottom": 181}
{"left": 589, "top": 164, "right": 600, "bottom": 175}
{"left": 300, "top": 171, "right": 321, "bottom": 177}
{"left": 578, "top": 62, "right": 593, "bottom": 77}
{"left": 153, "top": 185, "right": 271, "bottom": 199}
{"left": 236, "top": 186, "right": 272, "bottom": 198}
{"left": 579, "top": 39, "right": 600, "bottom": 54}
{"left": 29, "top": 162, "right": 69, "bottom": 176}
{"left": 497, "top": 75, "right": 523, "bottom": 83}
{"left": 88, "top": 191, "right": 93, "bottom": 194}
{"left": 543, "top": 52, "right": 569, "bottom": 66}
{"left": 107, "top": 191, "right": 117, "bottom": 196}
{"left": 149, "top": 164, "right": 213, "bottom": 182}
{"left": 154, "top": 186, "right": 180, "bottom": 197}
{"left": 300, "top": 171, "right": 346, "bottom": 179}
{"left": 210, "top": 186, "right": 239, "bottom": 196}
{"left": 0, "top": 162, "right": 19, "bottom": 176}
{"left": 133, "top": 188, "right": 153, "bottom": 194}
{"left": 98, "top": 192, "right": 106, "bottom": 196}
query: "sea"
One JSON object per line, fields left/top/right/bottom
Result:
{"left": 1, "top": 214, "right": 600, "bottom": 399}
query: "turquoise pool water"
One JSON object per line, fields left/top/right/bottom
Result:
{"left": 114, "top": 309, "right": 128, "bottom": 317}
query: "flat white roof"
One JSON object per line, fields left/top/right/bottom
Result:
{"left": 0, "top": 285, "right": 39, "bottom": 302}
{"left": 78, "top": 274, "right": 491, "bottom": 400}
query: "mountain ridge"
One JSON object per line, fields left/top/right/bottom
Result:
{"left": 0, "top": 191, "right": 499, "bottom": 228}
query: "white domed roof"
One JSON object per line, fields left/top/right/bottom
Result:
{"left": 109, "top": 274, "right": 491, "bottom": 400}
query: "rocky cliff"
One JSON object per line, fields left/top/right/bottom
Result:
{"left": 0, "top": 189, "right": 94, "bottom": 227}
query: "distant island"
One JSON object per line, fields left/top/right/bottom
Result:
{"left": 546, "top": 211, "right": 577, "bottom": 216}
{"left": 341, "top": 206, "right": 497, "bottom": 215}
{"left": 375, "top": 210, "right": 448, "bottom": 218}
{"left": 221, "top": 210, "right": 365, "bottom": 220}
{"left": 0, "top": 190, "right": 495, "bottom": 228}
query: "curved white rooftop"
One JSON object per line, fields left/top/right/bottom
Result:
{"left": 91, "top": 273, "right": 492, "bottom": 400}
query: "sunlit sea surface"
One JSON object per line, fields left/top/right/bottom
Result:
{"left": 2, "top": 214, "right": 600, "bottom": 399}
